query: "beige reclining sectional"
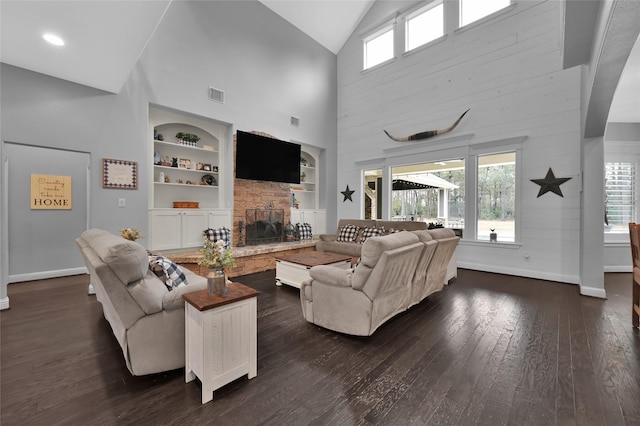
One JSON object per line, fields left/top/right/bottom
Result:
{"left": 300, "top": 228, "right": 459, "bottom": 336}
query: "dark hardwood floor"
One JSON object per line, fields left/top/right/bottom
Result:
{"left": 1, "top": 269, "right": 639, "bottom": 425}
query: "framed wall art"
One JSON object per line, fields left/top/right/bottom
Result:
{"left": 102, "top": 158, "right": 138, "bottom": 189}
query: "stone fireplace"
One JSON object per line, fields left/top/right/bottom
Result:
{"left": 233, "top": 132, "right": 292, "bottom": 247}
{"left": 171, "top": 131, "right": 316, "bottom": 278}
{"left": 245, "top": 208, "right": 284, "bottom": 245}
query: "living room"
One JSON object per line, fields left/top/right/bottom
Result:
{"left": 2, "top": 0, "right": 639, "bottom": 305}
{"left": 1, "top": 0, "right": 639, "bottom": 423}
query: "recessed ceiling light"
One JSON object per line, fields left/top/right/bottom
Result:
{"left": 43, "top": 33, "right": 65, "bottom": 46}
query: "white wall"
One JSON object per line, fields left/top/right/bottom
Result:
{"left": 0, "top": 1, "right": 337, "bottom": 306}
{"left": 337, "top": 0, "right": 584, "bottom": 284}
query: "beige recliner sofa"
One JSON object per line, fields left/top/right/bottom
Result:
{"left": 300, "top": 229, "right": 459, "bottom": 336}
{"left": 76, "top": 228, "right": 206, "bottom": 375}
{"left": 410, "top": 228, "right": 460, "bottom": 306}
{"left": 316, "top": 219, "right": 427, "bottom": 257}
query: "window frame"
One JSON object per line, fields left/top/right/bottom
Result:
{"left": 363, "top": 23, "right": 396, "bottom": 71}
{"left": 459, "top": 0, "right": 513, "bottom": 28}
{"left": 404, "top": 1, "right": 444, "bottom": 53}
{"left": 604, "top": 141, "right": 640, "bottom": 243}
{"left": 363, "top": 137, "right": 524, "bottom": 245}
{"left": 469, "top": 141, "right": 522, "bottom": 245}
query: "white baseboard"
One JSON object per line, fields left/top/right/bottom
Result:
{"left": 9, "top": 267, "right": 87, "bottom": 283}
{"left": 0, "top": 297, "right": 9, "bottom": 310}
{"left": 604, "top": 265, "right": 632, "bottom": 273}
{"left": 580, "top": 285, "right": 607, "bottom": 299}
{"left": 457, "top": 261, "right": 581, "bottom": 285}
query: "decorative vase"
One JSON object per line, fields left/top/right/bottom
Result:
{"left": 207, "top": 268, "right": 227, "bottom": 296}
{"left": 490, "top": 232, "right": 497, "bottom": 242}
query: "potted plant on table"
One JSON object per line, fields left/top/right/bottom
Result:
{"left": 120, "top": 227, "right": 142, "bottom": 241}
{"left": 489, "top": 228, "right": 497, "bottom": 242}
{"left": 198, "top": 238, "right": 236, "bottom": 295}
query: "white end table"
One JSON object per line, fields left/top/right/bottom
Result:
{"left": 183, "top": 283, "right": 260, "bottom": 404}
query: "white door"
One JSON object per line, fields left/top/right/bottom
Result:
{"left": 4, "top": 143, "right": 90, "bottom": 282}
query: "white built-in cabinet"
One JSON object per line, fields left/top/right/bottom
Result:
{"left": 149, "top": 106, "right": 232, "bottom": 250}
{"left": 290, "top": 146, "right": 326, "bottom": 235}
{"left": 290, "top": 209, "right": 326, "bottom": 235}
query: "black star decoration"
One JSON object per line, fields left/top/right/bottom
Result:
{"left": 261, "top": 212, "right": 279, "bottom": 236}
{"left": 341, "top": 185, "right": 355, "bottom": 202}
{"left": 531, "top": 168, "right": 572, "bottom": 198}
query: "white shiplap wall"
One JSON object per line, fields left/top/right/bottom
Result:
{"left": 337, "top": 0, "right": 583, "bottom": 284}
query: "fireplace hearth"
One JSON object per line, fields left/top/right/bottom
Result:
{"left": 245, "top": 208, "right": 284, "bottom": 245}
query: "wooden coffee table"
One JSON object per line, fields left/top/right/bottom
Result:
{"left": 183, "top": 282, "right": 260, "bottom": 404}
{"left": 275, "top": 251, "right": 352, "bottom": 288}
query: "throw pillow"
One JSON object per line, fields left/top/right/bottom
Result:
{"left": 360, "top": 227, "right": 384, "bottom": 244}
{"left": 148, "top": 255, "right": 188, "bottom": 290}
{"left": 337, "top": 224, "right": 359, "bottom": 243}
{"left": 296, "top": 222, "right": 313, "bottom": 240}
{"left": 149, "top": 261, "right": 166, "bottom": 283}
{"left": 203, "top": 227, "right": 231, "bottom": 249}
{"left": 388, "top": 228, "right": 404, "bottom": 234}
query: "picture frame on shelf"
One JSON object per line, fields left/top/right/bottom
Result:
{"left": 212, "top": 166, "right": 218, "bottom": 173}
{"left": 203, "top": 164, "right": 212, "bottom": 171}
{"left": 178, "top": 158, "right": 191, "bottom": 169}
{"left": 196, "top": 162, "right": 204, "bottom": 171}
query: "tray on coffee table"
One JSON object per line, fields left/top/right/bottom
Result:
{"left": 275, "top": 251, "right": 352, "bottom": 288}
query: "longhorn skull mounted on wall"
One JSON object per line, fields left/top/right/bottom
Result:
{"left": 383, "top": 109, "right": 470, "bottom": 142}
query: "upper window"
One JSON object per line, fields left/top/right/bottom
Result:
{"left": 363, "top": 25, "right": 394, "bottom": 70}
{"left": 405, "top": 2, "right": 444, "bottom": 52}
{"left": 460, "top": 0, "right": 511, "bottom": 27}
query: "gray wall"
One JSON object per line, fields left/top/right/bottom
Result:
{"left": 0, "top": 1, "right": 337, "bottom": 303}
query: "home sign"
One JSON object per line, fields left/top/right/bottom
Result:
{"left": 30, "top": 174, "right": 72, "bottom": 210}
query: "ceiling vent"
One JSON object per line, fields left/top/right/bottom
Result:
{"left": 290, "top": 116, "right": 301, "bottom": 127}
{"left": 208, "top": 87, "right": 225, "bottom": 103}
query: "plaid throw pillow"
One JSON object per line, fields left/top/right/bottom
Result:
{"left": 296, "top": 223, "right": 313, "bottom": 240}
{"left": 203, "top": 227, "right": 231, "bottom": 249}
{"left": 337, "top": 224, "right": 359, "bottom": 242}
{"left": 360, "top": 226, "right": 384, "bottom": 244}
{"left": 148, "top": 255, "right": 188, "bottom": 290}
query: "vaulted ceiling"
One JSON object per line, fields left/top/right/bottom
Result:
{"left": 0, "top": 0, "right": 637, "bottom": 126}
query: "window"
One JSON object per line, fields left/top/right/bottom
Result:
{"left": 605, "top": 162, "right": 637, "bottom": 232}
{"left": 405, "top": 2, "right": 444, "bottom": 52}
{"left": 460, "top": 0, "right": 511, "bottom": 27}
{"left": 476, "top": 152, "right": 516, "bottom": 242}
{"left": 383, "top": 139, "right": 522, "bottom": 241}
{"left": 364, "top": 168, "right": 383, "bottom": 220}
{"left": 391, "top": 159, "right": 465, "bottom": 227}
{"left": 363, "top": 25, "right": 394, "bottom": 70}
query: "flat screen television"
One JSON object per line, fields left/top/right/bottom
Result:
{"left": 235, "top": 131, "right": 301, "bottom": 184}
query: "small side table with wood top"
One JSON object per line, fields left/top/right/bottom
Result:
{"left": 183, "top": 282, "right": 260, "bottom": 404}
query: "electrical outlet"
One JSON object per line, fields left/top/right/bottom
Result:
{"left": 118, "top": 198, "right": 126, "bottom": 208}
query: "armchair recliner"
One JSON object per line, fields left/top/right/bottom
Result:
{"left": 300, "top": 231, "right": 424, "bottom": 336}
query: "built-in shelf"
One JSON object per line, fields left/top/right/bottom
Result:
{"left": 154, "top": 139, "right": 219, "bottom": 153}
{"left": 149, "top": 105, "right": 232, "bottom": 250}
{"left": 154, "top": 182, "right": 218, "bottom": 188}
